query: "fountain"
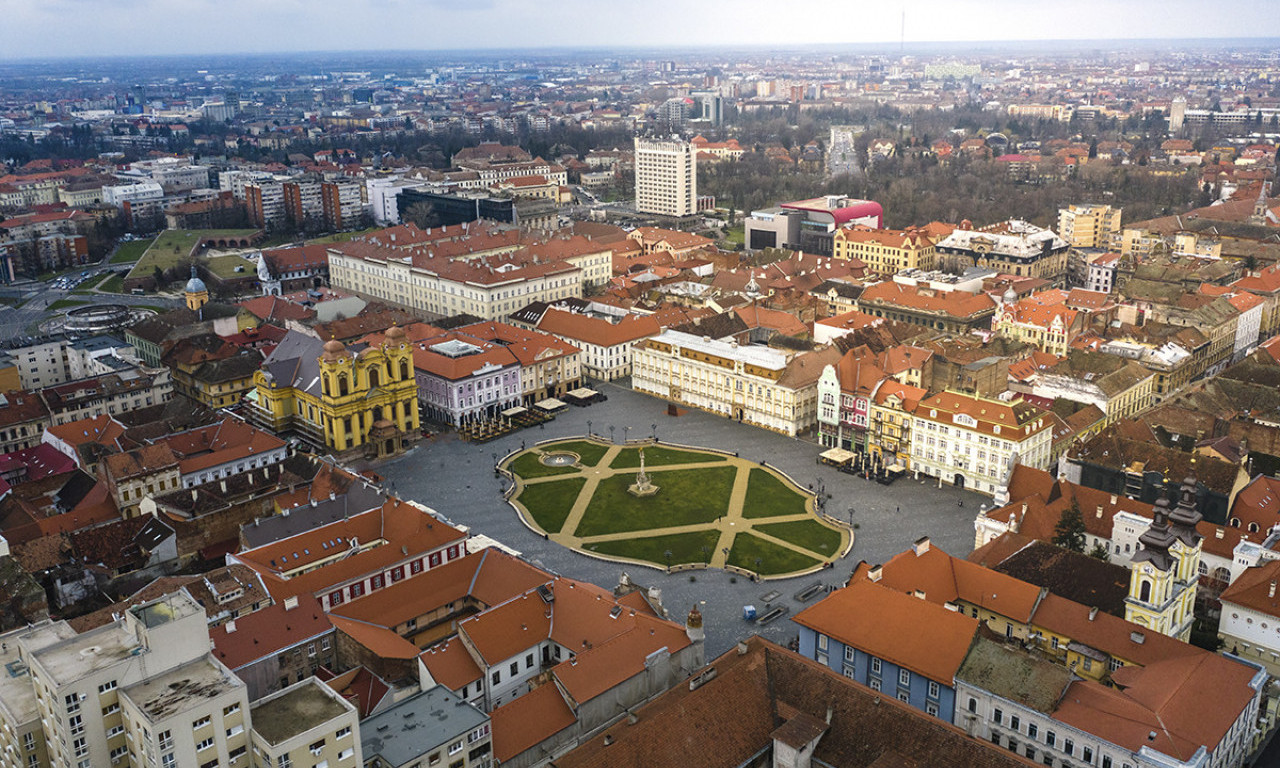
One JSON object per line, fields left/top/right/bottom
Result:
{"left": 627, "top": 449, "right": 660, "bottom": 497}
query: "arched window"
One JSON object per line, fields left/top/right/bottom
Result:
{"left": 1139, "top": 580, "right": 1152, "bottom": 603}
{"left": 400, "top": 359, "right": 410, "bottom": 380}
{"left": 338, "top": 374, "right": 349, "bottom": 397}
{"left": 322, "top": 375, "right": 330, "bottom": 396}
{"left": 1249, "top": 522, "right": 1261, "bottom": 533}
{"left": 369, "top": 366, "right": 381, "bottom": 388}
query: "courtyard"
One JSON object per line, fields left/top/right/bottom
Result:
{"left": 503, "top": 438, "right": 848, "bottom": 577}
{"left": 376, "top": 381, "right": 988, "bottom": 656}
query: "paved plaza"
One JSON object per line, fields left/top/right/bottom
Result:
{"left": 506, "top": 440, "right": 849, "bottom": 574}
{"left": 377, "top": 381, "right": 988, "bottom": 657}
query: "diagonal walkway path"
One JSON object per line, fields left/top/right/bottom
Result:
{"left": 507, "top": 439, "right": 850, "bottom": 573}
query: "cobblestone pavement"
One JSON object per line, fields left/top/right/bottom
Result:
{"left": 377, "top": 380, "right": 989, "bottom": 658}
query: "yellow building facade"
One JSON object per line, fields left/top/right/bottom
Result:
{"left": 832, "top": 226, "right": 937, "bottom": 275}
{"left": 251, "top": 326, "right": 420, "bottom": 457}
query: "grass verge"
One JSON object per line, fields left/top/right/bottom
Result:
{"left": 584, "top": 530, "right": 722, "bottom": 567}
{"left": 514, "top": 477, "right": 586, "bottom": 534}
{"left": 740, "top": 468, "right": 810, "bottom": 519}
{"left": 754, "top": 519, "right": 843, "bottom": 558}
{"left": 727, "top": 532, "right": 821, "bottom": 576}
{"left": 575, "top": 466, "right": 736, "bottom": 537}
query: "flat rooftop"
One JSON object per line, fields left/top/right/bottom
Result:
{"left": 2, "top": 622, "right": 75, "bottom": 723}
{"left": 30, "top": 621, "right": 139, "bottom": 686}
{"left": 251, "top": 680, "right": 349, "bottom": 746}
{"left": 362, "top": 685, "right": 488, "bottom": 766}
{"left": 122, "top": 656, "right": 242, "bottom": 722}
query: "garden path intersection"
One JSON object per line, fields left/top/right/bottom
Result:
{"left": 507, "top": 441, "right": 849, "bottom": 574}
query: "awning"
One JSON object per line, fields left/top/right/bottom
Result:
{"left": 534, "top": 397, "right": 567, "bottom": 411}
{"left": 819, "top": 447, "right": 855, "bottom": 464}
{"left": 501, "top": 406, "right": 528, "bottom": 417}
{"left": 567, "top": 387, "right": 599, "bottom": 399}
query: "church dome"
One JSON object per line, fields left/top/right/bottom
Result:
{"left": 321, "top": 338, "right": 347, "bottom": 361}
{"left": 185, "top": 275, "right": 207, "bottom": 293}
{"left": 1002, "top": 286, "right": 1018, "bottom": 303}
{"left": 385, "top": 325, "right": 407, "bottom": 342}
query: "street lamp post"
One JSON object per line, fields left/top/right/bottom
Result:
{"left": 609, "top": 425, "right": 615, "bottom": 444}
{"left": 624, "top": 426, "right": 630, "bottom": 443}
{"left": 587, "top": 419, "right": 592, "bottom": 438}
{"left": 651, "top": 423, "right": 657, "bottom": 441}
{"left": 664, "top": 549, "right": 673, "bottom": 572}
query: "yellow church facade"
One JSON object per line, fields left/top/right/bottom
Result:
{"left": 250, "top": 325, "right": 420, "bottom": 458}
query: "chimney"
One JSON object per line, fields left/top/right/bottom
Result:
{"left": 1096, "top": 505, "right": 1104, "bottom": 518}
{"left": 284, "top": 596, "right": 299, "bottom": 611}
{"left": 1110, "top": 494, "right": 1118, "bottom": 504}
{"left": 1270, "top": 581, "right": 1277, "bottom": 599}
{"left": 225, "top": 620, "right": 236, "bottom": 634}
{"left": 868, "top": 564, "right": 883, "bottom": 582}
{"left": 912, "top": 536, "right": 931, "bottom": 557}
{"left": 1130, "top": 631, "right": 1145, "bottom": 644}
{"left": 1088, "top": 606, "right": 1098, "bottom": 621}
{"left": 220, "top": 479, "right": 227, "bottom": 494}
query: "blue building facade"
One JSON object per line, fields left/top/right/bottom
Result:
{"left": 797, "top": 626, "right": 957, "bottom": 721}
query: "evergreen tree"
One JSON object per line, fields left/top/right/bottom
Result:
{"left": 1053, "top": 499, "right": 1087, "bottom": 553}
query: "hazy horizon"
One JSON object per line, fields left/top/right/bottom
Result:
{"left": 3, "top": 0, "right": 1279, "bottom": 61}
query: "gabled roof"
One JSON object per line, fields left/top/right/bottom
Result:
{"left": 210, "top": 594, "right": 332, "bottom": 669}
{"left": 793, "top": 576, "right": 979, "bottom": 682}
{"left": 490, "top": 682, "right": 576, "bottom": 763}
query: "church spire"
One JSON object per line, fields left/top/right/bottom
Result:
{"left": 1168, "top": 473, "right": 1203, "bottom": 547}
{"left": 1133, "top": 497, "right": 1177, "bottom": 572}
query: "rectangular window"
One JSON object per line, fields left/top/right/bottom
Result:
{"left": 1083, "top": 746, "right": 1093, "bottom": 762}
{"left": 1063, "top": 737, "right": 1074, "bottom": 756}
{"left": 926, "top": 702, "right": 939, "bottom": 717}
{"left": 1028, "top": 723, "right": 1038, "bottom": 740}
{"left": 871, "top": 658, "right": 881, "bottom": 674}
{"left": 898, "top": 668, "right": 910, "bottom": 686}
{"left": 98, "top": 680, "right": 117, "bottom": 695}
{"left": 193, "top": 715, "right": 211, "bottom": 730}
{"left": 844, "top": 646, "right": 855, "bottom": 662}
{"left": 491, "top": 670, "right": 501, "bottom": 685}
{"left": 197, "top": 737, "right": 214, "bottom": 751}
{"left": 994, "top": 708, "right": 1003, "bottom": 725}
{"left": 509, "top": 662, "right": 519, "bottom": 677}
{"left": 928, "top": 681, "right": 940, "bottom": 699}
{"left": 223, "top": 703, "right": 240, "bottom": 717}
{"left": 1046, "top": 731, "right": 1056, "bottom": 748}
{"left": 1010, "top": 715, "right": 1021, "bottom": 732}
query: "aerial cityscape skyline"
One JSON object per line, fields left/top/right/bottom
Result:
{"left": 4, "top": 0, "right": 1280, "bottom": 60}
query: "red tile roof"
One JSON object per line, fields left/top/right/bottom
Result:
{"left": 210, "top": 594, "right": 332, "bottom": 669}
{"left": 794, "top": 577, "right": 979, "bottom": 682}
{"left": 490, "top": 683, "right": 576, "bottom": 763}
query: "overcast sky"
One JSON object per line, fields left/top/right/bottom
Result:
{"left": 2, "top": 0, "right": 1279, "bottom": 60}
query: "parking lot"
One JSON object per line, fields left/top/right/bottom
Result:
{"left": 378, "top": 380, "right": 988, "bottom": 656}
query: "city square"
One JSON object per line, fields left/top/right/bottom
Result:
{"left": 503, "top": 437, "right": 849, "bottom": 577}
{"left": 377, "top": 381, "right": 987, "bottom": 655}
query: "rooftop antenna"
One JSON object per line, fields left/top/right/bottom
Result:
{"left": 900, "top": 10, "right": 906, "bottom": 55}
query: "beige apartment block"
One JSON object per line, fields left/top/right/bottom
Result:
{"left": 634, "top": 137, "right": 697, "bottom": 217}
{"left": 250, "top": 679, "right": 362, "bottom": 768}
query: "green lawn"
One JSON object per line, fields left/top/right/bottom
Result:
{"left": 127, "top": 229, "right": 260, "bottom": 280}
{"left": 543, "top": 439, "right": 611, "bottom": 467}
{"left": 508, "top": 452, "right": 580, "bottom": 479}
{"left": 584, "top": 530, "right": 723, "bottom": 567}
{"left": 723, "top": 225, "right": 745, "bottom": 246}
{"left": 307, "top": 228, "right": 379, "bottom": 244}
{"left": 755, "top": 519, "right": 843, "bottom": 558}
{"left": 727, "top": 533, "right": 821, "bottom": 576}
{"left": 205, "top": 254, "right": 258, "bottom": 279}
{"left": 48, "top": 298, "right": 90, "bottom": 310}
{"left": 110, "top": 238, "right": 153, "bottom": 264}
{"left": 574, "top": 466, "right": 737, "bottom": 537}
{"left": 98, "top": 273, "right": 125, "bottom": 294}
{"left": 741, "top": 468, "right": 810, "bottom": 519}
{"left": 610, "top": 445, "right": 726, "bottom": 469}
{"left": 515, "top": 477, "right": 586, "bottom": 534}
